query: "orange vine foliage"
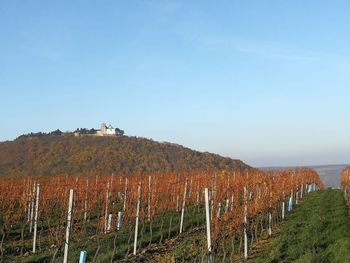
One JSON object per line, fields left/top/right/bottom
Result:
{"left": 341, "top": 166, "right": 350, "bottom": 202}
{"left": 0, "top": 168, "right": 323, "bottom": 259}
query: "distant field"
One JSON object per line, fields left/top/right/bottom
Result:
{"left": 261, "top": 164, "right": 348, "bottom": 188}
{"left": 310, "top": 164, "right": 347, "bottom": 189}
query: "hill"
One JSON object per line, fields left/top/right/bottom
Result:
{"left": 0, "top": 134, "right": 250, "bottom": 177}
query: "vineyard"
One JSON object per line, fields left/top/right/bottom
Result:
{"left": 341, "top": 166, "right": 350, "bottom": 204}
{"left": 0, "top": 168, "right": 323, "bottom": 262}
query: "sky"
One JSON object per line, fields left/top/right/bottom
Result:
{"left": 1, "top": 1, "right": 350, "bottom": 167}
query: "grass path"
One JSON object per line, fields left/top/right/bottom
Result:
{"left": 149, "top": 190, "right": 350, "bottom": 263}
{"left": 255, "top": 189, "right": 350, "bottom": 263}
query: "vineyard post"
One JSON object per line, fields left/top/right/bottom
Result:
{"left": 63, "top": 189, "right": 74, "bottom": 263}
{"left": 111, "top": 173, "right": 114, "bottom": 187}
{"left": 189, "top": 177, "right": 193, "bottom": 198}
{"left": 288, "top": 191, "right": 293, "bottom": 212}
{"left": 295, "top": 191, "right": 299, "bottom": 205}
{"left": 106, "top": 213, "right": 113, "bottom": 232}
{"left": 117, "top": 211, "right": 122, "bottom": 230}
{"left": 212, "top": 175, "right": 216, "bottom": 200}
{"left": 231, "top": 194, "right": 234, "bottom": 211}
{"left": 179, "top": 178, "right": 188, "bottom": 234}
{"left": 210, "top": 197, "right": 214, "bottom": 221}
{"left": 282, "top": 192, "right": 285, "bottom": 220}
{"left": 217, "top": 202, "right": 221, "bottom": 219}
{"left": 123, "top": 178, "right": 128, "bottom": 211}
{"left": 147, "top": 176, "right": 151, "bottom": 222}
{"left": 104, "top": 182, "right": 110, "bottom": 233}
{"left": 27, "top": 180, "right": 32, "bottom": 222}
{"left": 268, "top": 188, "right": 272, "bottom": 236}
{"left": 244, "top": 186, "right": 248, "bottom": 260}
{"left": 211, "top": 176, "right": 216, "bottom": 221}
{"left": 32, "top": 183, "right": 40, "bottom": 253}
{"left": 300, "top": 181, "right": 304, "bottom": 199}
{"left": 176, "top": 195, "right": 179, "bottom": 212}
{"left": 133, "top": 183, "right": 141, "bottom": 255}
{"left": 79, "top": 251, "right": 87, "bottom": 263}
{"left": 225, "top": 198, "right": 229, "bottom": 213}
{"left": 29, "top": 182, "right": 36, "bottom": 233}
{"left": 204, "top": 188, "right": 212, "bottom": 263}
{"left": 84, "top": 178, "right": 88, "bottom": 222}
{"left": 268, "top": 209, "right": 272, "bottom": 236}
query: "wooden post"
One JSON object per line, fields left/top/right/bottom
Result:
{"left": 147, "top": 176, "right": 151, "bottom": 222}
{"left": 179, "top": 178, "right": 188, "bottom": 234}
{"left": 225, "top": 198, "right": 229, "bottom": 213}
{"left": 176, "top": 195, "right": 179, "bottom": 212}
{"left": 217, "top": 202, "right": 221, "bottom": 219}
{"left": 104, "top": 182, "right": 110, "bottom": 233}
{"left": 123, "top": 178, "right": 128, "bottom": 212}
{"left": 196, "top": 191, "right": 200, "bottom": 206}
{"left": 63, "top": 189, "right": 74, "bottom": 263}
{"left": 212, "top": 176, "right": 216, "bottom": 200}
{"left": 106, "top": 213, "right": 113, "bottom": 232}
{"left": 27, "top": 180, "right": 32, "bottom": 222}
{"left": 133, "top": 183, "right": 141, "bottom": 255}
{"left": 189, "top": 177, "right": 193, "bottom": 197}
{"left": 79, "top": 251, "right": 87, "bottom": 263}
{"left": 244, "top": 186, "right": 248, "bottom": 260}
{"left": 282, "top": 201, "right": 285, "bottom": 220}
{"left": 29, "top": 182, "right": 36, "bottom": 233}
{"left": 32, "top": 183, "right": 40, "bottom": 253}
{"left": 84, "top": 178, "right": 88, "bottom": 222}
{"left": 300, "top": 183, "right": 303, "bottom": 199}
{"left": 231, "top": 194, "right": 234, "bottom": 211}
{"left": 117, "top": 211, "right": 122, "bottom": 230}
{"left": 268, "top": 210, "right": 272, "bottom": 236}
{"left": 204, "top": 188, "right": 212, "bottom": 263}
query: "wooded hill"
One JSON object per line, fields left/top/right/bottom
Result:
{"left": 0, "top": 134, "right": 251, "bottom": 177}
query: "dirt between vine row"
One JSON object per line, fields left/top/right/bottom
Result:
{"left": 243, "top": 223, "right": 282, "bottom": 263}
{"left": 121, "top": 226, "right": 205, "bottom": 262}
{"left": 120, "top": 222, "right": 282, "bottom": 262}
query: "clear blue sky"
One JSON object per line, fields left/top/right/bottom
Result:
{"left": 1, "top": 1, "right": 350, "bottom": 167}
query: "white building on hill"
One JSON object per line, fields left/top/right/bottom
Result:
{"left": 96, "top": 123, "right": 118, "bottom": 136}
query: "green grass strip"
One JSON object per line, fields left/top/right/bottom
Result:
{"left": 255, "top": 189, "right": 350, "bottom": 263}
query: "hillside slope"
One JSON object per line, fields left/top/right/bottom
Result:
{"left": 0, "top": 135, "right": 250, "bottom": 177}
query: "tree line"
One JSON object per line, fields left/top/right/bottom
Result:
{"left": 0, "top": 135, "right": 250, "bottom": 177}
